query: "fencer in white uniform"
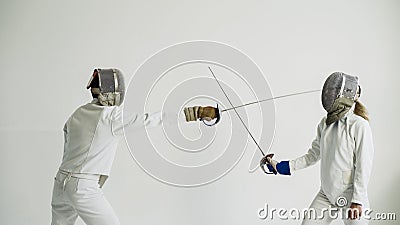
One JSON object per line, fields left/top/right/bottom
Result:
{"left": 261, "top": 72, "right": 374, "bottom": 225}
{"left": 51, "top": 69, "right": 146, "bottom": 225}
{"left": 51, "top": 68, "right": 218, "bottom": 225}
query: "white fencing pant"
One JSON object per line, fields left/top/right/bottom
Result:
{"left": 301, "top": 189, "right": 369, "bottom": 225}
{"left": 51, "top": 171, "right": 121, "bottom": 225}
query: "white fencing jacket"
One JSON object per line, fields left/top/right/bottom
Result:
{"left": 59, "top": 99, "right": 163, "bottom": 177}
{"left": 289, "top": 107, "right": 374, "bottom": 206}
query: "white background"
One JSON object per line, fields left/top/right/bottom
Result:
{"left": 1, "top": 0, "right": 399, "bottom": 224}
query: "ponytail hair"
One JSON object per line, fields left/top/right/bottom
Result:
{"left": 354, "top": 100, "right": 369, "bottom": 121}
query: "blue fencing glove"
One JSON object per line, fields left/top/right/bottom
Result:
{"left": 260, "top": 154, "right": 291, "bottom": 175}
{"left": 275, "top": 161, "right": 291, "bottom": 175}
{"left": 263, "top": 159, "right": 291, "bottom": 175}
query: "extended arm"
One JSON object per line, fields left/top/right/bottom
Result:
{"left": 261, "top": 118, "right": 324, "bottom": 175}
{"left": 289, "top": 118, "right": 323, "bottom": 171}
{"left": 111, "top": 107, "right": 177, "bottom": 135}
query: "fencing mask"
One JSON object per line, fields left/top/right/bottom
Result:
{"left": 86, "top": 68, "right": 125, "bottom": 106}
{"left": 322, "top": 72, "right": 359, "bottom": 125}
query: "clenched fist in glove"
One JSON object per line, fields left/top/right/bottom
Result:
{"left": 184, "top": 106, "right": 219, "bottom": 122}
{"left": 260, "top": 154, "right": 291, "bottom": 175}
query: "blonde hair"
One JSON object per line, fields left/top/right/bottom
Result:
{"left": 354, "top": 100, "right": 369, "bottom": 121}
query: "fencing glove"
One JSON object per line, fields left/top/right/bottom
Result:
{"left": 260, "top": 154, "right": 291, "bottom": 175}
{"left": 184, "top": 106, "right": 219, "bottom": 122}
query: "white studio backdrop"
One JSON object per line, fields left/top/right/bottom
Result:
{"left": 1, "top": 0, "right": 399, "bottom": 224}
